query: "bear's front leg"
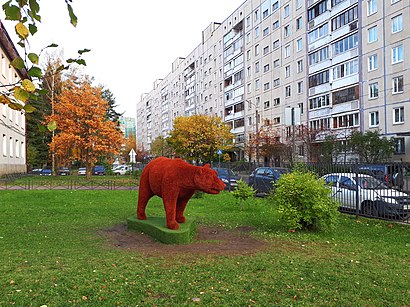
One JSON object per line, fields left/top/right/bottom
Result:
{"left": 176, "top": 190, "right": 195, "bottom": 223}
{"left": 162, "top": 191, "right": 179, "bottom": 230}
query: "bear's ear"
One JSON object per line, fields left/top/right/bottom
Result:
{"left": 204, "top": 164, "right": 211, "bottom": 168}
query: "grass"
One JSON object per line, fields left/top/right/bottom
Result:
{"left": 0, "top": 190, "right": 409, "bottom": 306}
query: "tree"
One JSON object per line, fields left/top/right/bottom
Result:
{"left": 350, "top": 130, "right": 395, "bottom": 163}
{"left": 46, "top": 77, "right": 124, "bottom": 176}
{"left": 2, "top": 1, "right": 89, "bottom": 121}
{"left": 167, "top": 115, "right": 233, "bottom": 163}
{"left": 101, "top": 87, "right": 122, "bottom": 123}
{"left": 150, "top": 136, "right": 174, "bottom": 157}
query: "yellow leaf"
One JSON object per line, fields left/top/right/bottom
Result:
{"left": 14, "top": 86, "right": 29, "bottom": 102}
{"left": 22, "top": 79, "right": 35, "bottom": 93}
{"left": 15, "top": 22, "right": 29, "bottom": 39}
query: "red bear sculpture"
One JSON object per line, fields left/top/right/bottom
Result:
{"left": 137, "top": 157, "right": 226, "bottom": 230}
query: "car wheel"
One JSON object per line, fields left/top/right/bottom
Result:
{"left": 361, "top": 202, "right": 378, "bottom": 217}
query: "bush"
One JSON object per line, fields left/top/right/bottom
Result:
{"left": 270, "top": 169, "right": 339, "bottom": 231}
{"left": 231, "top": 179, "right": 255, "bottom": 210}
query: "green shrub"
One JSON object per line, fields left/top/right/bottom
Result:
{"left": 231, "top": 179, "right": 255, "bottom": 210}
{"left": 271, "top": 169, "right": 339, "bottom": 231}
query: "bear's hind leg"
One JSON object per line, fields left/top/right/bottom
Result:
{"left": 137, "top": 180, "right": 153, "bottom": 220}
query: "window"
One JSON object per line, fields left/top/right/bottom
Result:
{"left": 393, "top": 106, "right": 404, "bottom": 124}
{"left": 392, "top": 15, "right": 403, "bottom": 33}
{"left": 297, "top": 0, "right": 303, "bottom": 8}
{"left": 368, "top": 26, "right": 378, "bottom": 43}
{"left": 255, "top": 61, "right": 260, "bottom": 73}
{"left": 333, "top": 85, "right": 359, "bottom": 104}
{"left": 274, "top": 59, "right": 280, "bottom": 67}
{"left": 274, "top": 97, "right": 280, "bottom": 105}
{"left": 308, "top": 23, "right": 329, "bottom": 43}
{"left": 246, "top": 16, "right": 251, "bottom": 28}
{"left": 247, "top": 83, "right": 252, "bottom": 93}
{"left": 297, "top": 60, "right": 303, "bottom": 73}
{"left": 255, "top": 79, "right": 260, "bottom": 90}
{"left": 285, "top": 85, "right": 291, "bottom": 97}
{"left": 308, "top": 70, "right": 329, "bottom": 88}
{"left": 284, "top": 5, "right": 290, "bottom": 17}
{"left": 332, "top": 33, "right": 358, "bottom": 55}
{"left": 263, "top": 45, "right": 270, "bottom": 55}
{"left": 246, "top": 32, "right": 251, "bottom": 44}
{"left": 274, "top": 78, "right": 280, "bottom": 86}
{"left": 263, "top": 9, "right": 269, "bottom": 19}
{"left": 255, "top": 26, "right": 260, "bottom": 38}
{"left": 296, "top": 17, "right": 302, "bottom": 30}
{"left": 274, "top": 117, "right": 281, "bottom": 124}
{"left": 391, "top": 0, "right": 400, "bottom": 3}
{"left": 9, "top": 137, "right": 13, "bottom": 157}
{"left": 285, "top": 65, "right": 291, "bottom": 78}
{"left": 309, "top": 47, "right": 329, "bottom": 65}
{"left": 247, "top": 50, "right": 251, "bottom": 60}
{"left": 331, "top": 6, "right": 358, "bottom": 31}
{"left": 264, "top": 100, "right": 270, "bottom": 109}
{"left": 392, "top": 45, "right": 403, "bottom": 64}
{"left": 273, "top": 20, "right": 280, "bottom": 30}
{"left": 297, "top": 81, "right": 304, "bottom": 93}
{"left": 284, "top": 45, "right": 291, "bottom": 57}
{"left": 254, "top": 9, "right": 260, "bottom": 21}
{"left": 333, "top": 113, "right": 359, "bottom": 128}
{"left": 392, "top": 76, "right": 404, "bottom": 94}
{"left": 263, "top": 27, "right": 269, "bottom": 36}
{"left": 333, "top": 59, "right": 358, "bottom": 80}
{"left": 309, "top": 94, "right": 330, "bottom": 109}
{"left": 2, "top": 134, "right": 6, "bottom": 156}
{"left": 369, "top": 111, "right": 379, "bottom": 127}
{"left": 296, "top": 38, "right": 303, "bottom": 51}
{"left": 284, "top": 25, "right": 290, "bottom": 37}
{"left": 368, "top": 54, "right": 378, "bottom": 71}
{"left": 308, "top": 0, "right": 328, "bottom": 21}
{"left": 255, "top": 44, "right": 260, "bottom": 56}
{"left": 272, "top": 1, "right": 279, "bottom": 11}
{"left": 263, "top": 82, "right": 270, "bottom": 90}
{"left": 273, "top": 39, "right": 280, "bottom": 49}
{"left": 394, "top": 138, "right": 405, "bottom": 154}
{"left": 247, "top": 66, "right": 251, "bottom": 77}
{"left": 367, "top": 0, "right": 377, "bottom": 15}
{"left": 369, "top": 82, "right": 379, "bottom": 98}
{"left": 263, "top": 64, "right": 270, "bottom": 72}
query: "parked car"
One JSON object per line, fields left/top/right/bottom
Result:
{"left": 58, "top": 167, "right": 71, "bottom": 176}
{"left": 248, "top": 167, "right": 289, "bottom": 195}
{"left": 212, "top": 167, "right": 240, "bottom": 191}
{"left": 358, "top": 164, "right": 403, "bottom": 188}
{"left": 92, "top": 165, "right": 106, "bottom": 176}
{"left": 322, "top": 173, "right": 410, "bottom": 219}
{"left": 78, "top": 167, "right": 86, "bottom": 176}
{"left": 28, "top": 168, "right": 43, "bottom": 175}
{"left": 40, "top": 169, "right": 52, "bottom": 176}
{"left": 113, "top": 165, "right": 130, "bottom": 176}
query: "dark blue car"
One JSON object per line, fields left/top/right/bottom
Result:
{"left": 212, "top": 167, "right": 240, "bottom": 191}
{"left": 92, "top": 165, "right": 106, "bottom": 176}
{"left": 248, "top": 167, "right": 289, "bottom": 195}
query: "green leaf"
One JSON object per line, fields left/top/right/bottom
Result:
{"left": 18, "top": 0, "right": 28, "bottom": 7}
{"left": 28, "top": 23, "right": 38, "bottom": 35}
{"left": 28, "top": 53, "right": 39, "bottom": 64}
{"left": 14, "top": 86, "right": 29, "bottom": 102}
{"left": 8, "top": 102, "right": 23, "bottom": 111}
{"left": 29, "top": 0, "right": 39, "bottom": 14}
{"left": 37, "top": 123, "right": 46, "bottom": 133}
{"left": 38, "top": 89, "right": 48, "bottom": 96}
{"left": 11, "top": 56, "right": 25, "bottom": 70}
{"left": 56, "top": 64, "right": 66, "bottom": 72}
{"left": 22, "top": 79, "right": 36, "bottom": 92}
{"left": 23, "top": 103, "right": 35, "bottom": 113}
{"left": 66, "top": 59, "right": 75, "bottom": 63}
{"left": 28, "top": 66, "right": 42, "bottom": 78}
{"left": 15, "top": 22, "right": 30, "bottom": 39}
{"left": 78, "top": 48, "right": 91, "bottom": 55}
{"left": 76, "top": 59, "right": 86, "bottom": 66}
{"left": 47, "top": 43, "right": 58, "bottom": 48}
{"left": 3, "top": 4, "right": 21, "bottom": 20}
{"left": 47, "top": 120, "right": 57, "bottom": 132}
{"left": 67, "top": 3, "right": 77, "bottom": 27}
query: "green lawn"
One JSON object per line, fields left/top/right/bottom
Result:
{"left": 0, "top": 190, "right": 409, "bottom": 306}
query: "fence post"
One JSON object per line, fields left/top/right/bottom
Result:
{"left": 355, "top": 161, "right": 360, "bottom": 216}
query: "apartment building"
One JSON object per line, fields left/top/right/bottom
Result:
{"left": 0, "top": 21, "right": 28, "bottom": 176}
{"left": 136, "top": 0, "right": 410, "bottom": 162}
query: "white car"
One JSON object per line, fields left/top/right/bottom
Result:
{"left": 78, "top": 167, "right": 86, "bottom": 176}
{"left": 113, "top": 165, "right": 130, "bottom": 175}
{"left": 322, "top": 173, "right": 410, "bottom": 219}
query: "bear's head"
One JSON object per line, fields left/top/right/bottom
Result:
{"left": 194, "top": 164, "right": 226, "bottom": 194}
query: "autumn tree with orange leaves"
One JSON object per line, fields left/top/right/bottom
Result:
{"left": 47, "top": 78, "right": 124, "bottom": 176}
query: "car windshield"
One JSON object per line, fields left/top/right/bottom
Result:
{"left": 357, "top": 176, "right": 388, "bottom": 189}
{"left": 216, "top": 168, "right": 236, "bottom": 177}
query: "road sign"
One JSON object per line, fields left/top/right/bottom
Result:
{"left": 129, "top": 148, "right": 136, "bottom": 163}
{"left": 217, "top": 149, "right": 223, "bottom": 155}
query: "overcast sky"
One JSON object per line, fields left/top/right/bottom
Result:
{"left": 3, "top": 0, "right": 243, "bottom": 117}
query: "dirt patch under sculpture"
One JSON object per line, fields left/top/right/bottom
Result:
{"left": 99, "top": 224, "right": 268, "bottom": 257}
